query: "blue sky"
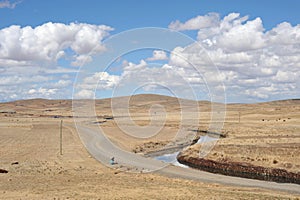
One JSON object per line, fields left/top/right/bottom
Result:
{"left": 2, "top": 0, "right": 299, "bottom": 30}
{"left": 0, "top": 0, "right": 299, "bottom": 103}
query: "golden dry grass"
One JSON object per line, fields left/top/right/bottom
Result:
{"left": 0, "top": 95, "right": 299, "bottom": 199}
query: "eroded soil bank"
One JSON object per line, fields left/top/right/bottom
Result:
{"left": 177, "top": 153, "right": 300, "bottom": 184}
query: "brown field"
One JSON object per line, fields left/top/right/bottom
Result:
{"left": 0, "top": 94, "right": 299, "bottom": 199}
{"left": 181, "top": 99, "right": 300, "bottom": 174}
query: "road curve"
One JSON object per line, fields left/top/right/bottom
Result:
{"left": 75, "top": 124, "right": 300, "bottom": 195}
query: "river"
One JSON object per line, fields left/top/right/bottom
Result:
{"left": 154, "top": 135, "right": 217, "bottom": 168}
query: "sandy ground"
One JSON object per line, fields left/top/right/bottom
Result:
{"left": 183, "top": 99, "right": 300, "bottom": 174}
{"left": 0, "top": 95, "right": 299, "bottom": 199}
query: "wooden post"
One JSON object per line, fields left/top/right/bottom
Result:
{"left": 60, "top": 119, "right": 63, "bottom": 155}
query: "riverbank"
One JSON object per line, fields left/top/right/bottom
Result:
{"left": 141, "top": 132, "right": 300, "bottom": 185}
{"left": 1, "top": 95, "right": 300, "bottom": 198}
{"left": 177, "top": 146, "right": 300, "bottom": 184}
{"left": 136, "top": 133, "right": 199, "bottom": 157}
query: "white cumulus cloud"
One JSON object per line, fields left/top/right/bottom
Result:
{"left": 146, "top": 50, "right": 168, "bottom": 61}
{"left": 0, "top": 22, "right": 113, "bottom": 101}
{"left": 0, "top": 22, "right": 113, "bottom": 67}
{"left": 0, "top": 13, "right": 299, "bottom": 103}
{"left": 168, "top": 12, "right": 300, "bottom": 102}
{"left": 74, "top": 72, "right": 120, "bottom": 99}
{"left": 169, "top": 12, "right": 220, "bottom": 31}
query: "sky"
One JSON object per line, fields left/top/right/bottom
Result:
{"left": 0, "top": 0, "right": 299, "bottom": 103}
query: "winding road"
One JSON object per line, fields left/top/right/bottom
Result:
{"left": 75, "top": 124, "right": 300, "bottom": 195}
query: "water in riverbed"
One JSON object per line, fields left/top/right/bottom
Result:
{"left": 196, "top": 135, "right": 218, "bottom": 144}
{"left": 155, "top": 151, "right": 188, "bottom": 168}
{"left": 154, "top": 135, "right": 217, "bottom": 168}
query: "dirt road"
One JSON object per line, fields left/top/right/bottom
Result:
{"left": 75, "top": 124, "right": 300, "bottom": 195}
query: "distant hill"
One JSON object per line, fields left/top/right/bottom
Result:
{"left": 0, "top": 94, "right": 299, "bottom": 116}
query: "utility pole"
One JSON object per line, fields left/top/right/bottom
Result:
{"left": 60, "top": 119, "right": 63, "bottom": 155}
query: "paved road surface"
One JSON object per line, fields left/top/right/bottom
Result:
{"left": 75, "top": 124, "right": 300, "bottom": 195}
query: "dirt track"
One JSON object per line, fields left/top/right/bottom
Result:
{"left": 0, "top": 95, "right": 300, "bottom": 199}
{"left": 2, "top": 120, "right": 299, "bottom": 199}
{"left": 76, "top": 124, "right": 300, "bottom": 194}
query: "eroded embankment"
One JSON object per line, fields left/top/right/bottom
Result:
{"left": 0, "top": 168, "right": 8, "bottom": 173}
{"left": 177, "top": 154, "right": 300, "bottom": 184}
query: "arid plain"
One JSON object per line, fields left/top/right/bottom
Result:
{"left": 0, "top": 94, "right": 299, "bottom": 199}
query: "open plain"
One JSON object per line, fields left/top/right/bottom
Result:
{"left": 0, "top": 94, "right": 299, "bottom": 199}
